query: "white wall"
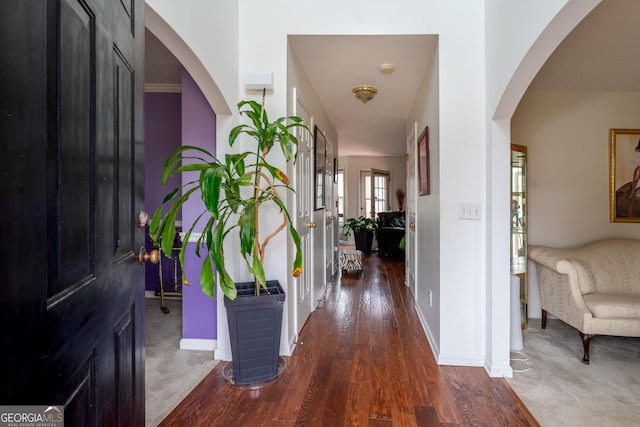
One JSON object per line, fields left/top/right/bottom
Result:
{"left": 512, "top": 89, "right": 640, "bottom": 318}
{"left": 145, "top": 0, "right": 239, "bottom": 115}
{"left": 484, "top": 0, "right": 600, "bottom": 375}
{"left": 149, "top": 0, "right": 604, "bottom": 376}
{"left": 339, "top": 155, "right": 407, "bottom": 224}
{"left": 407, "top": 44, "right": 441, "bottom": 354}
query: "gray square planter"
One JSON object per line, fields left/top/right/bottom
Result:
{"left": 224, "top": 280, "right": 285, "bottom": 384}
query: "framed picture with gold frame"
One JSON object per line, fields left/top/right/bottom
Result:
{"left": 610, "top": 128, "right": 640, "bottom": 222}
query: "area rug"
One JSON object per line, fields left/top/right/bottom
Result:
{"left": 507, "top": 319, "right": 640, "bottom": 427}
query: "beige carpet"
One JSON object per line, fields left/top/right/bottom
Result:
{"left": 507, "top": 319, "right": 640, "bottom": 427}
{"left": 145, "top": 298, "right": 218, "bottom": 427}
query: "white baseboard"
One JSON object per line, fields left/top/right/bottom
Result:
{"left": 415, "top": 302, "right": 440, "bottom": 361}
{"left": 438, "top": 353, "right": 484, "bottom": 367}
{"left": 415, "top": 302, "right": 487, "bottom": 369}
{"left": 180, "top": 338, "right": 216, "bottom": 351}
{"left": 484, "top": 361, "right": 513, "bottom": 378}
{"left": 214, "top": 347, "right": 232, "bottom": 361}
{"left": 144, "top": 290, "right": 182, "bottom": 300}
{"left": 288, "top": 333, "right": 298, "bottom": 353}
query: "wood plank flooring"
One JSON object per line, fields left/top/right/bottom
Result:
{"left": 159, "top": 254, "right": 539, "bottom": 426}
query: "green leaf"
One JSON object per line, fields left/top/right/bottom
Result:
{"left": 200, "top": 254, "right": 215, "bottom": 297}
{"left": 148, "top": 205, "right": 165, "bottom": 244}
{"left": 238, "top": 205, "right": 256, "bottom": 257}
{"left": 178, "top": 228, "right": 193, "bottom": 285}
{"left": 274, "top": 196, "right": 303, "bottom": 277}
{"left": 252, "top": 256, "right": 266, "bottom": 292}
{"left": 159, "top": 187, "right": 198, "bottom": 257}
{"left": 200, "top": 165, "right": 223, "bottom": 217}
{"left": 229, "top": 124, "right": 249, "bottom": 146}
{"left": 161, "top": 145, "right": 215, "bottom": 185}
{"left": 211, "top": 219, "right": 237, "bottom": 300}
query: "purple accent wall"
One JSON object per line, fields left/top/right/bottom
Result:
{"left": 181, "top": 68, "right": 217, "bottom": 340}
{"left": 144, "top": 92, "right": 182, "bottom": 292}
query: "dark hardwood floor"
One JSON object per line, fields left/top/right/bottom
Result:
{"left": 159, "top": 253, "right": 539, "bottom": 426}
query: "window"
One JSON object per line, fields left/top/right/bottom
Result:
{"left": 360, "top": 169, "right": 390, "bottom": 218}
{"left": 373, "top": 173, "right": 387, "bottom": 215}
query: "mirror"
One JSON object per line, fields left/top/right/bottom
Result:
{"left": 511, "top": 144, "right": 527, "bottom": 328}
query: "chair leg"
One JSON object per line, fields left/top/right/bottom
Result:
{"left": 579, "top": 332, "right": 595, "bottom": 364}
{"left": 541, "top": 309, "right": 547, "bottom": 329}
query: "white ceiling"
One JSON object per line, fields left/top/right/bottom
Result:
{"left": 288, "top": 35, "right": 437, "bottom": 157}
{"left": 145, "top": 29, "right": 182, "bottom": 86}
{"left": 530, "top": 0, "right": 640, "bottom": 91}
{"left": 145, "top": 0, "right": 640, "bottom": 157}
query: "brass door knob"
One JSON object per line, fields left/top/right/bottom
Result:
{"left": 137, "top": 246, "right": 160, "bottom": 265}
{"left": 308, "top": 222, "right": 317, "bottom": 228}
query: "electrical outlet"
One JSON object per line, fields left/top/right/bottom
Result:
{"left": 428, "top": 289, "right": 433, "bottom": 306}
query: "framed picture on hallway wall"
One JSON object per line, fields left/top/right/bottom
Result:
{"left": 314, "top": 125, "right": 326, "bottom": 210}
{"left": 418, "top": 126, "right": 430, "bottom": 196}
{"left": 610, "top": 128, "right": 640, "bottom": 222}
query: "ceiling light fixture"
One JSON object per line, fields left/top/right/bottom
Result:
{"left": 352, "top": 85, "right": 378, "bottom": 104}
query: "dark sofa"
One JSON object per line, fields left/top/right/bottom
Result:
{"left": 377, "top": 211, "right": 405, "bottom": 258}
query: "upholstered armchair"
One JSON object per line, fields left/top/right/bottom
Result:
{"left": 377, "top": 211, "right": 405, "bottom": 258}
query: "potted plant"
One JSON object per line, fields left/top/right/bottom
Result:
{"left": 342, "top": 216, "right": 378, "bottom": 255}
{"left": 149, "top": 93, "right": 310, "bottom": 384}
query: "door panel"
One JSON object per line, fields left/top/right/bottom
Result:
{"left": 0, "top": 0, "right": 145, "bottom": 424}
{"left": 407, "top": 122, "right": 417, "bottom": 297}
{"left": 52, "top": 0, "right": 94, "bottom": 297}
{"left": 294, "top": 91, "right": 313, "bottom": 332}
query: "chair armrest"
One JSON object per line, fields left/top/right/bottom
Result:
{"left": 529, "top": 245, "right": 570, "bottom": 272}
{"left": 534, "top": 257, "right": 594, "bottom": 333}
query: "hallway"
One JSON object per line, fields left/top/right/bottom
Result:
{"left": 159, "top": 254, "right": 538, "bottom": 426}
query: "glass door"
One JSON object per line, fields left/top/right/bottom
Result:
{"left": 511, "top": 144, "right": 527, "bottom": 328}
{"left": 360, "top": 169, "right": 390, "bottom": 218}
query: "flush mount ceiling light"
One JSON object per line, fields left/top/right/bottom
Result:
{"left": 352, "top": 85, "right": 378, "bottom": 104}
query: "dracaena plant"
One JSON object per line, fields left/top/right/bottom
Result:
{"left": 149, "top": 97, "right": 310, "bottom": 300}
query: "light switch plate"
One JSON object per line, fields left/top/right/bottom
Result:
{"left": 457, "top": 202, "right": 482, "bottom": 220}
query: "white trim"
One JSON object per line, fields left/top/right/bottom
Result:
{"left": 180, "top": 231, "right": 202, "bottom": 243}
{"left": 415, "top": 302, "right": 440, "bottom": 362}
{"left": 288, "top": 333, "right": 299, "bottom": 353}
{"left": 180, "top": 338, "right": 216, "bottom": 351}
{"left": 214, "top": 347, "right": 232, "bottom": 361}
{"left": 144, "top": 83, "right": 182, "bottom": 93}
{"left": 144, "top": 290, "right": 182, "bottom": 300}
{"left": 438, "top": 353, "right": 485, "bottom": 367}
{"left": 484, "top": 360, "right": 513, "bottom": 378}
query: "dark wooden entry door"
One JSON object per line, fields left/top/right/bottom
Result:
{"left": 0, "top": 0, "right": 145, "bottom": 424}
